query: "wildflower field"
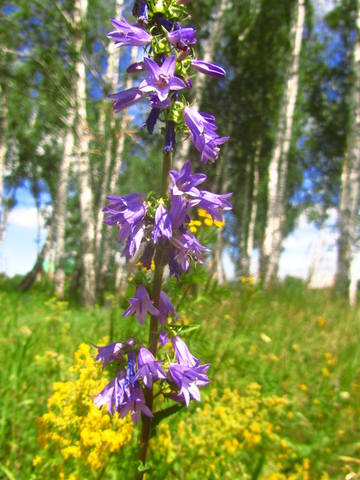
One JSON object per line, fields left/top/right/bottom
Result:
{"left": 1, "top": 277, "right": 359, "bottom": 479}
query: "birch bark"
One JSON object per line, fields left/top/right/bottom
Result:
{"left": 74, "top": 0, "right": 96, "bottom": 306}
{"left": 54, "top": 111, "right": 75, "bottom": 297}
{"left": 261, "top": 0, "right": 305, "bottom": 287}
{"left": 336, "top": 1, "right": 360, "bottom": 302}
{"left": 239, "top": 144, "right": 260, "bottom": 276}
{"left": 246, "top": 150, "right": 259, "bottom": 273}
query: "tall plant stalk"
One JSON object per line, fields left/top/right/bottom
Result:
{"left": 89, "top": 3, "right": 231, "bottom": 478}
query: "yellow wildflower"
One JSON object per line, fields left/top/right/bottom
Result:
{"left": 35, "top": 343, "right": 134, "bottom": 476}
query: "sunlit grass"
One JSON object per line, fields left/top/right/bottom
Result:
{"left": 0, "top": 278, "right": 359, "bottom": 479}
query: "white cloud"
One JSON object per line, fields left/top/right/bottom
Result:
{"left": 7, "top": 206, "right": 51, "bottom": 229}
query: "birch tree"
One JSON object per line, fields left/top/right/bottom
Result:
{"left": 54, "top": 112, "right": 75, "bottom": 297}
{"left": 261, "top": 0, "right": 305, "bottom": 287}
{"left": 74, "top": 0, "right": 97, "bottom": 306}
{"left": 336, "top": 0, "right": 360, "bottom": 301}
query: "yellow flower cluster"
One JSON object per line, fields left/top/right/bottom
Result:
{"left": 152, "top": 383, "right": 314, "bottom": 479}
{"left": 137, "top": 259, "right": 155, "bottom": 272}
{"left": 188, "top": 208, "right": 225, "bottom": 233}
{"left": 240, "top": 275, "right": 255, "bottom": 285}
{"left": 35, "top": 343, "right": 134, "bottom": 477}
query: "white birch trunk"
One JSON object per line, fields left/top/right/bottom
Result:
{"left": 336, "top": 1, "right": 360, "bottom": 302}
{"left": 261, "top": 0, "right": 305, "bottom": 287}
{"left": 239, "top": 159, "right": 252, "bottom": 275}
{"left": 0, "top": 83, "right": 7, "bottom": 248}
{"left": 74, "top": 0, "right": 96, "bottom": 306}
{"left": 54, "top": 112, "right": 75, "bottom": 297}
{"left": 174, "top": 0, "right": 230, "bottom": 169}
{"left": 246, "top": 147, "right": 260, "bottom": 272}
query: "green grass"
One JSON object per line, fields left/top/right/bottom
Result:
{"left": 0, "top": 277, "right": 359, "bottom": 479}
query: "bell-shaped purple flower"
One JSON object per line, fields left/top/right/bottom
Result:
{"left": 107, "top": 18, "right": 152, "bottom": 46}
{"left": 135, "top": 347, "right": 166, "bottom": 388}
{"left": 171, "top": 231, "right": 210, "bottom": 271}
{"left": 118, "top": 383, "right": 152, "bottom": 424}
{"left": 139, "top": 56, "right": 186, "bottom": 102}
{"left": 109, "top": 88, "right": 143, "bottom": 113}
{"left": 153, "top": 203, "right": 172, "bottom": 244}
{"left": 123, "top": 285, "right": 160, "bottom": 324}
{"left": 159, "top": 291, "right": 178, "bottom": 325}
{"left": 197, "top": 190, "right": 233, "bottom": 222}
{"left": 169, "top": 160, "right": 206, "bottom": 198}
{"left": 93, "top": 370, "right": 126, "bottom": 415}
{"left": 103, "top": 193, "right": 147, "bottom": 260}
{"left": 169, "top": 336, "right": 209, "bottom": 406}
{"left": 167, "top": 27, "right": 196, "bottom": 49}
{"left": 169, "top": 194, "right": 191, "bottom": 229}
{"left": 183, "top": 106, "right": 229, "bottom": 164}
{"left": 94, "top": 353, "right": 152, "bottom": 424}
{"left": 92, "top": 338, "right": 135, "bottom": 368}
{"left": 145, "top": 107, "right": 161, "bottom": 134}
{"left": 191, "top": 60, "right": 226, "bottom": 78}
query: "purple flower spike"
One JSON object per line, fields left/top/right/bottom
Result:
{"left": 159, "top": 291, "right": 178, "bottom": 325}
{"left": 123, "top": 285, "right": 160, "bottom": 324}
{"left": 169, "top": 160, "right": 207, "bottom": 198}
{"left": 92, "top": 338, "right": 135, "bottom": 368}
{"left": 139, "top": 56, "right": 186, "bottom": 102}
{"left": 169, "top": 336, "right": 210, "bottom": 406}
{"left": 168, "top": 27, "right": 197, "bottom": 49}
{"left": 153, "top": 203, "right": 172, "bottom": 244}
{"left": 136, "top": 347, "right": 166, "bottom": 388}
{"left": 191, "top": 60, "right": 226, "bottom": 78}
{"left": 109, "top": 88, "right": 143, "bottom": 113}
{"left": 108, "top": 18, "right": 152, "bottom": 46}
{"left": 183, "top": 106, "right": 229, "bottom": 163}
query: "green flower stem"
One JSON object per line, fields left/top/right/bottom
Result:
{"left": 137, "top": 147, "right": 172, "bottom": 478}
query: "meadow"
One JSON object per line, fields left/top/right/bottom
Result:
{"left": 1, "top": 276, "right": 359, "bottom": 479}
